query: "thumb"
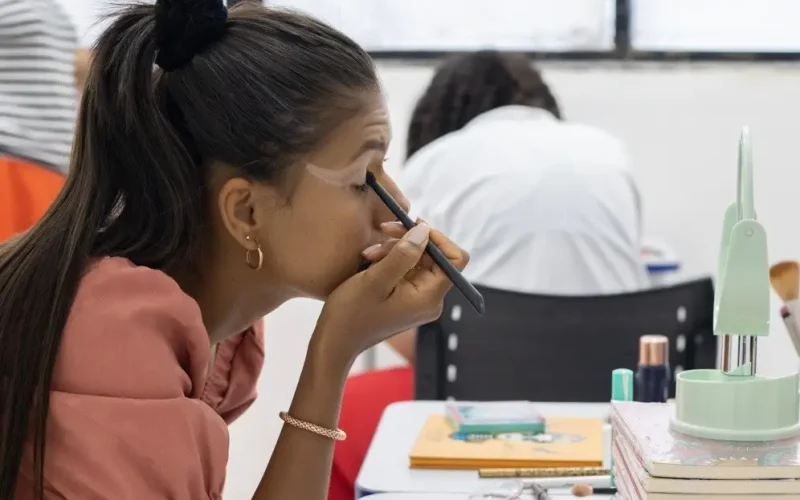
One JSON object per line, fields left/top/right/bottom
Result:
{"left": 364, "top": 224, "right": 430, "bottom": 296}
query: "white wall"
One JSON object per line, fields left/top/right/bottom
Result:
{"left": 222, "top": 61, "right": 800, "bottom": 499}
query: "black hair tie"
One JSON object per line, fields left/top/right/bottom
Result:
{"left": 154, "top": 0, "right": 228, "bottom": 71}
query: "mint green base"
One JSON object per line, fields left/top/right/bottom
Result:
{"left": 671, "top": 369, "right": 800, "bottom": 441}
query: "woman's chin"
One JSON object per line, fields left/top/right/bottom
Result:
{"left": 316, "top": 258, "right": 372, "bottom": 299}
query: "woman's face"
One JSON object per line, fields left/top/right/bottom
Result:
{"left": 250, "top": 91, "right": 409, "bottom": 299}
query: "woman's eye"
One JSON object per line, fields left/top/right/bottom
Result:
{"left": 352, "top": 183, "right": 370, "bottom": 193}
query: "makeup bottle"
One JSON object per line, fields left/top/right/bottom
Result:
{"left": 610, "top": 368, "right": 633, "bottom": 487}
{"left": 635, "top": 335, "right": 670, "bottom": 403}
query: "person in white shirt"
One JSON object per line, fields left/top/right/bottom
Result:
{"left": 387, "top": 51, "right": 649, "bottom": 362}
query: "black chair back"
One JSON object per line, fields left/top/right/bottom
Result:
{"left": 415, "top": 278, "right": 715, "bottom": 402}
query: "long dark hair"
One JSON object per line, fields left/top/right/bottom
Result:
{"left": 405, "top": 50, "right": 561, "bottom": 160}
{"left": 0, "top": 1, "right": 378, "bottom": 497}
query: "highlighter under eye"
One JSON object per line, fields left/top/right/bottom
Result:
{"left": 305, "top": 155, "right": 371, "bottom": 189}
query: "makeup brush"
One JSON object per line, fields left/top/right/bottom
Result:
{"left": 769, "top": 261, "right": 800, "bottom": 357}
{"left": 771, "top": 261, "right": 799, "bottom": 301}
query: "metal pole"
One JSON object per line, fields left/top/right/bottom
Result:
{"left": 720, "top": 334, "right": 757, "bottom": 376}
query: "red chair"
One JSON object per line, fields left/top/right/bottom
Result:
{"left": 329, "top": 366, "right": 414, "bottom": 500}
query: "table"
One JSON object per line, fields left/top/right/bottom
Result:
{"left": 358, "top": 495, "right": 469, "bottom": 500}
{"left": 364, "top": 493, "right": 595, "bottom": 499}
{"left": 356, "top": 401, "right": 613, "bottom": 498}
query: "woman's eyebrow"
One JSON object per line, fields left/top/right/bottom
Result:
{"left": 348, "top": 138, "right": 387, "bottom": 163}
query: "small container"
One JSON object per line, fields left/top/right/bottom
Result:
{"left": 635, "top": 335, "right": 670, "bottom": 403}
{"left": 446, "top": 401, "right": 545, "bottom": 435}
{"left": 610, "top": 368, "right": 633, "bottom": 487}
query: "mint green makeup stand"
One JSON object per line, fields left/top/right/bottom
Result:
{"left": 671, "top": 127, "right": 800, "bottom": 441}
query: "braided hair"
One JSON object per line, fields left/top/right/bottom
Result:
{"left": 405, "top": 50, "right": 561, "bottom": 160}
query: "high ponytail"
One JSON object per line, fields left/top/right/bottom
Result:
{"left": 0, "top": 4, "right": 215, "bottom": 498}
{"left": 0, "top": 0, "right": 380, "bottom": 496}
{"left": 87, "top": 4, "right": 212, "bottom": 267}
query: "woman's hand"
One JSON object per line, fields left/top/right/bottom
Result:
{"left": 313, "top": 221, "right": 469, "bottom": 369}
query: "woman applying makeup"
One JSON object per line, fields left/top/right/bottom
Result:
{"left": 0, "top": 1, "right": 469, "bottom": 499}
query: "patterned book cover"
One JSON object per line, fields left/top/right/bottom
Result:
{"left": 614, "top": 434, "right": 800, "bottom": 495}
{"left": 613, "top": 439, "right": 796, "bottom": 499}
{"left": 611, "top": 401, "right": 800, "bottom": 480}
{"left": 409, "top": 414, "right": 603, "bottom": 469}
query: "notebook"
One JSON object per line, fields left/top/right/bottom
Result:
{"left": 614, "top": 435, "right": 800, "bottom": 495}
{"left": 409, "top": 414, "right": 603, "bottom": 469}
{"left": 611, "top": 401, "right": 800, "bottom": 480}
{"left": 612, "top": 443, "right": 782, "bottom": 500}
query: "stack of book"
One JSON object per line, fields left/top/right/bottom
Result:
{"left": 611, "top": 401, "right": 800, "bottom": 499}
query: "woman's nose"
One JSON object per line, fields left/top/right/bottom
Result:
{"left": 374, "top": 173, "right": 411, "bottom": 222}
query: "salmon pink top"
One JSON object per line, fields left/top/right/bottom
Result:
{"left": 15, "top": 257, "right": 266, "bottom": 499}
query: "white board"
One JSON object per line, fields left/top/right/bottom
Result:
{"left": 631, "top": 0, "right": 800, "bottom": 52}
{"left": 269, "top": 0, "right": 616, "bottom": 52}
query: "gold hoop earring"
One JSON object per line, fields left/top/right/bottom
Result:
{"left": 245, "top": 235, "right": 263, "bottom": 271}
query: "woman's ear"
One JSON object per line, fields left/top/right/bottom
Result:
{"left": 217, "top": 177, "right": 259, "bottom": 249}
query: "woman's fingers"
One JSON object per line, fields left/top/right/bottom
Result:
{"left": 428, "top": 229, "right": 469, "bottom": 271}
{"left": 362, "top": 239, "right": 399, "bottom": 262}
{"left": 407, "top": 228, "right": 470, "bottom": 295}
{"left": 362, "top": 238, "right": 434, "bottom": 270}
{"left": 376, "top": 220, "right": 470, "bottom": 298}
{"left": 380, "top": 220, "right": 408, "bottom": 238}
{"left": 379, "top": 220, "right": 468, "bottom": 271}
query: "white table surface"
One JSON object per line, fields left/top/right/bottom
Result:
{"left": 357, "top": 495, "right": 466, "bottom": 500}
{"left": 364, "top": 493, "right": 595, "bottom": 499}
{"left": 366, "top": 493, "right": 612, "bottom": 500}
{"left": 356, "top": 401, "right": 613, "bottom": 498}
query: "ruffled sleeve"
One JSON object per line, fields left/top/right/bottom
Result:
{"left": 201, "top": 321, "right": 265, "bottom": 424}
{"left": 15, "top": 258, "right": 236, "bottom": 500}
